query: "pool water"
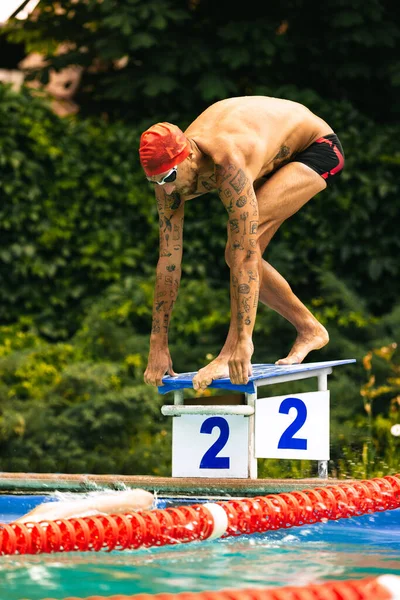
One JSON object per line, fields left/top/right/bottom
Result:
{"left": 0, "top": 495, "right": 399, "bottom": 600}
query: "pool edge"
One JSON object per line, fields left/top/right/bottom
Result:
{"left": 0, "top": 471, "right": 359, "bottom": 496}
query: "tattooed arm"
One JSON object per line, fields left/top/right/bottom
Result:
{"left": 192, "top": 156, "right": 260, "bottom": 391}
{"left": 216, "top": 159, "right": 261, "bottom": 384}
{"left": 144, "top": 187, "right": 185, "bottom": 386}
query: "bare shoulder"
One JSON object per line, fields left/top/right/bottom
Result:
{"left": 186, "top": 98, "right": 267, "bottom": 164}
{"left": 185, "top": 96, "right": 312, "bottom": 136}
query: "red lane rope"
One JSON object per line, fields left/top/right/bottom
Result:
{"left": 1, "top": 474, "right": 399, "bottom": 556}
{"left": 40, "top": 575, "right": 397, "bottom": 599}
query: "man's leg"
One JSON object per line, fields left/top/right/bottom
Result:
{"left": 259, "top": 259, "right": 328, "bottom": 364}
{"left": 193, "top": 161, "right": 329, "bottom": 389}
{"left": 255, "top": 161, "right": 329, "bottom": 364}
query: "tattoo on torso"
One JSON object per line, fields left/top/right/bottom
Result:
{"left": 273, "top": 145, "right": 291, "bottom": 166}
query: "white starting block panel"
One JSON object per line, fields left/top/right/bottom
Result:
{"left": 255, "top": 390, "right": 330, "bottom": 460}
{"left": 172, "top": 415, "right": 250, "bottom": 478}
{"left": 159, "top": 359, "right": 356, "bottom": 479}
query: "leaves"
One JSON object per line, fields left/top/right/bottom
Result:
{"left": 2, "top": 0, "right": 399, "bottom": 124}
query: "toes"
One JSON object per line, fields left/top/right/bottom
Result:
{"left": 275, "top": 356, "right": 301, "bottom": 366}
{"left": 193, "top": 377, "right": 212, "bottom": 391}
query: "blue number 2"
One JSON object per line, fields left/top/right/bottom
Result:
{"left": 199, "top": 416, "right": 230, "bottom": 469}
{"left": 277, "top": 397, "right": 307, "bottom": 450}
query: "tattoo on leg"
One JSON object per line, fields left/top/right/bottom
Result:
{"left": 242, "top": 297, "right": 251, "bottom": 313}
{"left": 215, "top": 164, "right": 236, "bottom": 183}
{"left": 240, "top": 212, "right": 249, "bottom": 234}
{"left": 248, "top": 270, "right": 257, "bottom": 282}
{"left": 253, "top": 290, "right": 259, "bottom": 308}
{"left": 225, "top": 198, "right": 234, "bottom": 213}
{"left": 173, "top": 224, "right": 180, "bottom": 240}
{"left": 230, "top": 169, "right": 247, "bottom": 194}
{"left": 238, "top": 284, "right": 250, "bottom": 294}
{"left": 220, "top": 187, "right": 233, "bottom": 202}
{"left": 152, "top": 318, "right": 161, "bottom": 334}
{"left": 232, "top": 274, "right": 238, "bottom": 300}
{"left": 233, "top": 238, "right": 244, "bottom": 251}
{"left": 163, "top": 314, "right": 169, "bottom": 333}
{"left": 229, "top": 219, "right": 240, "bottom": 234}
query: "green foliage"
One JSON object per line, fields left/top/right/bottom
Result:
{"left": 0, "top": 84, "right": 399, "bottom": 343}
{"left": 0, "top": 84, "right": 151, "bottom": 337}
{"left": 2, "top": 0, "right": 399, "bottom": 124}
{"left": 0, "top": 271, "right": 398, "bottom": 477}
{"left": 0, "top": 316, "right": 171, "bottom": 474}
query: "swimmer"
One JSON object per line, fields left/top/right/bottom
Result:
{"left": 140, "top": 96, "right": 345, "bottom": 389}
{"left": 15, "top": 489, "right": 154, "bottom": 523}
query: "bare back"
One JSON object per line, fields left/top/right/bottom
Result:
{"left": 185, "top": 96, "right": 333, "bottom": 183}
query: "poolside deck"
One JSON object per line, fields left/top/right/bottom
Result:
{"left": 0, "top": 472, "right": 357, "bottom": 497}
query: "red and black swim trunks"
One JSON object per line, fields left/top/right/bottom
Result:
{"left": 294, "top": 133, "right": 345, "bottom": 182}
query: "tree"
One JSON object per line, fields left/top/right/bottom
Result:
{"left": 2, "top": 0, "right": 399, "bottom": 124}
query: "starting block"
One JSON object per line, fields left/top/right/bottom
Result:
{"left": 159, "top": 359, "right": 356, "bottom": 479}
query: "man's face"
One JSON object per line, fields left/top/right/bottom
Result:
{"left": 146, "top": 158, "right": 198, "bottom": 196}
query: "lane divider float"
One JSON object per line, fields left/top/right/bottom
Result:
{"left": 0, "top": 474, "right": 399, "bottom": 556}
{"left": 40, "top": 574, "right": 400, "bottom": 600}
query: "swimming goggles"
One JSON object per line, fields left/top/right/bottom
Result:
{"left": 147, "top": 166, "right": 178, "bottom": 185}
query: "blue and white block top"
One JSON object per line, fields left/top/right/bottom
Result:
{"left": 158, "top": 359, "right": 356, "bottom": 394}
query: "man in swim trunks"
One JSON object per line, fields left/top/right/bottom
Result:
{"left": 139, "top": 96, "right": 345, "bottom": 390}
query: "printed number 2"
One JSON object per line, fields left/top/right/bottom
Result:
{"left": 278, "top": 397, "right": 307, "bottom": 450}
{"left": 199, "top": 416, "right": 230, "bottom": 469}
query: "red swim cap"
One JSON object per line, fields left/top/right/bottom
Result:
{"left": 139, "top": 122, "right": 191, "bottom": 176}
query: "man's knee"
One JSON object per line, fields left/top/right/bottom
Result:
{"left": 256, "top": 218, "right": 283, "bottom": 255}
{"left": 226, "top": 241, "right": 263, "bottom": 269}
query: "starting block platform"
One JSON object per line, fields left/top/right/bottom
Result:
{"left": 159, "top": 359, "right": 356, "bottom": 480}
{"left": 158, "top": 360, "right": 355, "bottom": 395}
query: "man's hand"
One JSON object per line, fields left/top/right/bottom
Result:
{"left": 228, "top": 338, "right": 254, "bottom": 385}
{"left": 144, "top": 347, "right": 176, "bottom": 387}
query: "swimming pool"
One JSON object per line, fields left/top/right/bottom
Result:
{"left": 0, "top": 490, "right": 399, "bottom": 600}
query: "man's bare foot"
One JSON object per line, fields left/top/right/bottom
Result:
{"left": 193, "top": 358, "right": 230, "bottom": 391}
{"left": 275, "top": 323, "right": 329, "bottom": 365}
